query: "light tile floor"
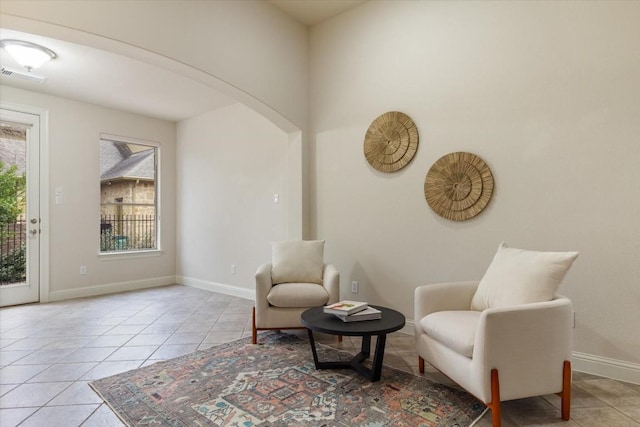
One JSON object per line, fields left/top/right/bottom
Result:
{"left": 1, "top": 285, "right": 638, "bottom": 426}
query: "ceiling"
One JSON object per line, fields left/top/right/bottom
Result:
{"left": 0, "top": 28, "right": 237, "bottom": 122}
{"left": 0, "top": 2, "right": 366, "bottom": 122}
{"left": 269, "top": 0, "right": 366, "bottom": 26}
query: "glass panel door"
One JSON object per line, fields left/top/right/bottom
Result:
{"left": 0, "top": 109, "right": 40, "bottom": 306}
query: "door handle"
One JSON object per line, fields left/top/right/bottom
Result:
{"left": 30, "top": 229, "right": 38, "bottom": 235}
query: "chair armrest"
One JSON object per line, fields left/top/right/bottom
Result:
{"left": 474, "top": 296, "right": 573, "bottom": 371}
{"left": 254, "top": 263, "right": 273, "bottom": 309}
{"left": 414, "top": 281, "right": 479, "bottom": 321}
{"left": 322, "top": 263, "right": 340, "bottom": 304}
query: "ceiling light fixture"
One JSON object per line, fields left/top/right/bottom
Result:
{"left": 0, "top": 39, "right": 56, "bottom": 72}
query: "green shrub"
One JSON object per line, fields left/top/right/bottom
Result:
{"left": 0, "top": 243, "right": 26, "bottom": 284}
{"left": 0, "top": 161, "right": 26, "bottom": 227}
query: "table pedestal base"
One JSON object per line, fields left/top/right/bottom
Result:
{"left": 307, "top": 329, "right": 387, "bottom": 382}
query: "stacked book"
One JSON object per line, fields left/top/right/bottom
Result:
{"left": 323, "top": 300, "right": 382, "bottom": 322}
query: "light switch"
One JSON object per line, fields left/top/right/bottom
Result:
{"left": 55, "top": 187, "right": 63, "bottom": 205}
{"left": 273, "top": 193, "right": 279, "bottom": 204}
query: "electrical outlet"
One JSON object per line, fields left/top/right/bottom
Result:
{"left": 80, "top": 266, "right": 87, "bottom": 275}
{"left": 231, "top": 264, "right": 236, "bottom": 275}
{"left": 351, "top": 281, "right": 359, "bottom": 293}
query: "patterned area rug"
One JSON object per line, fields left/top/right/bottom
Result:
{"left": 90, "top": 332, "right": 485, "bottom": 426}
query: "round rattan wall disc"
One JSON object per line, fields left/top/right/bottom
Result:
{"left": 363, "top": 111, "right": 418, "bottom": 173}
{"left": 424, "top": 152, "right": 494, "bottom": 221}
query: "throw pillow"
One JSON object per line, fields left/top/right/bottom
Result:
{"left": 470, "top": 242, "right": 578, "bottom": 311}
{"left": 271, "top": 240, "right": 324, "bottom": 284}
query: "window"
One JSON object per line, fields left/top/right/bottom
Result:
{"left": 99, "top": 134, "right": 159, "bottom": 253}
{"left": 0, "top": 122, "right": 27, "bottom": 284}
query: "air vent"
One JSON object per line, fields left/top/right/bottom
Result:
{"left": 1, "top": 67, "right": 47, "bottom": 83}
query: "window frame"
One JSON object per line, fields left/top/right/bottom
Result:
{"left": 98, "top": 133, "right": 161, "bottom": 256}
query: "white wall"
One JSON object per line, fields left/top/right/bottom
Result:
{"left": 1, "top": 86, "right": 177, "bottom": 299}
{"left": 310, "top": 0, "right": 640, "bottom": 375}
{"left": 1, "top": 0, "right": 311, "bottom": 238}
{"left": 0, "top": 0, "right": 309, "bottom": 130}
{"left": 176, "top": 103, "right": 289, "bottom": 296}
{"left": 2, "top": 0, "right": 638, "bottom": 382}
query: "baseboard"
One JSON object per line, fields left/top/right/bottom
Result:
{"left": 176, "top": 275, "right": 255, "bottom": 300}
{"left": 572, "top": 351, "right": 640, "bottom": 385}
{"left": 400, "top": 319, "right": 416, "bottom": 336}
{"left": 56, "top": 276, "right": 636, "bottom": 386}
{"left": 47, "top": 275, "right": 176, "bottom": 302}
{"left": 405, "top": 321, "right": 639, "bottom": 385}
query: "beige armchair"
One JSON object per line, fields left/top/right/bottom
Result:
{"left": 252, "top": 240, "right": 340, "bottom": 344}
{"left": 414, "top": 243, "right": 578, "bottom": 427}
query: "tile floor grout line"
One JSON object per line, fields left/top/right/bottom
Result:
{"left": 3, "top": 285, "right": 638, "bottom": 426}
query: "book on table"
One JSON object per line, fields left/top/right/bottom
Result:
{"left": 335, "top": 306, "right": 382, "bottom": 322}
{"left": 323, "top": 300, "right": 368, "bottom": 316}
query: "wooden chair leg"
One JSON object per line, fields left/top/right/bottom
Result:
{"left": 487, "top": 368, "right": 501, "bottom": 427}
{"left": 418, "top": 356, "right": 425, "bottom": 373}
{"left": 251, "top": 307, "right": 257, "bottom": 344}
{"left": 486, "top": 363, "right": 568, "bottom": 426}
{"left": 338, "top": 335, "right": 343, "bottom": 342}
{"left": 560, "top": 360, "right": 572, "bottom": 421}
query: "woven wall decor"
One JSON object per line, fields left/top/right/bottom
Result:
{"left": 424, "top": 152, "right": 494, "bottom": 221}
{"left": 363, "top": 111, "right": 418, "bottom": 173}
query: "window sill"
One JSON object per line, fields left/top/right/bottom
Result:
{"left": 98, "top": 249, "right": 163, "bottom": 261}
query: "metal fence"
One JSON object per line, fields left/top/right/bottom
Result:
{"left": 100, "top": 215, "right": 156, "bottom": 251}
{"left": 1, "top": 215, "right": 157, "bottom": 284}
{"left": 0, "top": 219, "right": 26, "bottom": 285}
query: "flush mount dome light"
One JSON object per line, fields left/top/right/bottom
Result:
{"left": 0, "top": 39, "right": 56, "bottom": 71}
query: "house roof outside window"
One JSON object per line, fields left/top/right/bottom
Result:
{"left": 100, "top": 141, "right": 154, "bottom": 183}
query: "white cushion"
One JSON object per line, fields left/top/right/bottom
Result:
{"left": 271, "top": 240, "right": 324, "bottom": 285}
{"left": 267, "top": 282, "right": 330, "bottom": 308}
{"left": 420, "top": 311, "right": 481, "bottom": 358}
{"left": 471, "top": 242, "right": 579, "bottom": 311}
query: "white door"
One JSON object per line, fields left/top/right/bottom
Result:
{"left": 0, "top": 108, "right": 40, "bottom": 307}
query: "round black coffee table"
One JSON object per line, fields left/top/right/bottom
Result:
{"left": 300, "top": 305, "right": 405, "bottom": 381}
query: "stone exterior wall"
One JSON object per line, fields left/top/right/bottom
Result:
{"left": 0, "top": 125, "right": 26, "bottom": 175}
{"left": 100, "top": 180, "right": 155, "bottom": 216}
{"left": 100, "top": 180, "right": 156, "bottom": 250}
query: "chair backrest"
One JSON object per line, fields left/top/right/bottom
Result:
{"left": 271, "top": 240, "right": 325, "bottom": 285}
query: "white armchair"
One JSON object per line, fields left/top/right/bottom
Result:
{"left": 252, "top": 240, "right": 340, "bottom": 344}
{"left": 414, "top": 243, "right": 578, "bottom": 427}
